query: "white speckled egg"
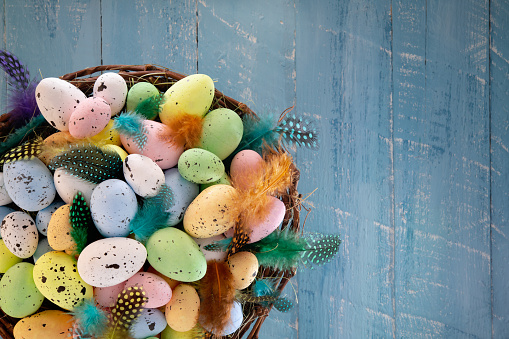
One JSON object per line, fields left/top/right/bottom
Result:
{"left": 77, "top": 237, "right": 147, "bottom": 287}
{"left": 0, "top": 211, "right": 38, "bottom": 258}
{"left": 4, "top": 158, "right": 56, "bottom": 211}
{"left": 0, "top": 172, "right": 13, "bottom": 206}
{"left": 163, "top": 168, "right": 199, "bottom": 226}
{"left": 69, "top": 97, "right": 112, "bottom": 139}
{"left": 123, "top": 154, "right": 165, "bottom": 197}
{"left": 93, "top": 72, "right": 128, "bottom": 116}
{"left": 35, "top": 77, "right": 87, "bottom": 131}
{"left": 90, "top": 179, "right": 138, "bottom": 237}
{"left": 130, "top": 308, "right": 167, "bottom": 339}
{"left": 36, "top": 200, "right": 65, "bottom": 236}
{"left": 53, "top": 168, "right": 97, "bottom": 204}
{"left": 0, "top": 206, "right": 15, "bottom": 239}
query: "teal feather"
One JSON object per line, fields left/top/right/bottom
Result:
{"left": 203, "top": 238, "right": 231, "bottom": 252}
{"left": 275, "top": 114, "right": 319, "bottom": 149}
{"left": 71, "top": 298, "right": 108, "bottom": 338}
{"left": 301, "top": 233, "right": 342, "bottom": 267}
{"left": 242, "top": 278, "right": 293, "bottom": 313}
{"left": 70, "top": 191, "right": 94, "bottom": 254}
{"left": 113, "top": 111, "right": 148, "bottom": 149}
{"left": 0, "top": 113, "right": 45, "bottom": 156}
{"left": 134, "top": 94, "right": 165, "bottom": 120}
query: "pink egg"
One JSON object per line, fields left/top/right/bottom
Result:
{"left": 124, "top": 272, "right": 173, "bottom": 308}
{"left": 94, "top": 281, "right": 126, "bottom": 308}
{"left": 230, "top": 150, "right": 264, "bottom": 190}
{"left": 69, "top": 97, "right": 112, "bottom": 139}
{"left": 225, "top": 195, "right": 285, "bottom": 243}
{"left": 120, "top": 120, "right": 184, "bottom": 169}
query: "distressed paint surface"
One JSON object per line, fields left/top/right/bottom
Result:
{"left": 0, "top": 1, "right": 508, "bottom": 338}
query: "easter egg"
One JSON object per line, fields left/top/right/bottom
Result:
{"left": 230, "top": 149, "right": 264, "bottom": 190}
{"left": 130, "top": 308, "right": 167, "bottom": 339}
{"left": 46, "top": 204, "right": 75, "bottom": 252}
{"left": 35, "top": 77, "right": 87, "bottom": 131}
{"left": 69, "top": 97, "right": 112, "bottom": 139}
{"left": 33, "top": 251, "right": 93, "bottom": 310}
{"left": 4, "top": 158, "right": 56, "bottom": 211}
{"left": 0, "top": 239, "right": 22, "bottom": 273}
{"left": 103, "top": 144, "right": 128, "bottom": 160}
{"left": 183, "top": 184, "right": 236, "bottom": 238}
{"left": 36, "top": 200, "right": 65, "bottom": 236}
{"left": 146, "top": 266, "right": 181, "bottom": 289}
{"left": 0, "top": 172, "right": 13, "bottom": 205}
{"left": 160, "top": 74, "right": 214, "bottom": 123}
{"left": 200, "top": 172, "right": 231, "bottom": 191}
{"left": 13, "top": 310, "right": 74, "bottom": 339}
{"left": 32, "top": 237, "right": 55, "bottom": 264}
{"left": 77, "top": 237, "right": 147, "bottom": 287}
{"left": 165, "top": 284, "right": 200, "bottom": 332}
{"left": 126, "top": 82, "right": 160, "bottom": 112}
{"left": 0, "top": 206, "right": 15, "bottom": 238}
{"left": 199, "top": 108, "right": 243, "bottom": 160}
{"left": 121, "top": 119, "right": 184, "bottom": 169}
{"left": 94, "top": 281, "right": 126, "bottom": 308}
{"left": 227, "top": 251, "right": 259, "bottom": 290}
{"left": 53, "top": 168, "right": 97, "bottom": 205}
{"left": 163, "top": 168, "right": 199, "bottom": 226}
{"left": 178, "top": 148, "right": 225, "bottom": 184}
{"left": 88, "top": 119, "right": 122, "bottom": 146}
{"left": 161, "top": 325, "right": 201, "bottom": 339}
{"left": 1, "top": 211, "right": 38, "bottom": 258}
{"left": 93, "top": 72, "right": 128, "bottom": 116}
{"left": 124, "top": 272, "right": 173, "bottom": 308}
{"left": 0, "top": 262, "right": 44, "bottom": 318}
{"left": 146, "top": 227, "right": 206, "bottom": 282}
{"left": 90, "top": 179, "right": 138, "bottom": 237}
{"left": 193, "top": 234, "right": 228, "bottom": 262}
{"left": 123, "top": 154, "right": 165, "bottom": 197}
{"left": 201, "top": 301, "right": 243, "bottom": 336}
{"left": 40, "top": 132, "right": 78, "bottom": 164}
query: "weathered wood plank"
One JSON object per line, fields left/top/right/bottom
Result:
{"left": 101, "top": 0, "right": 197, "bottom": 74}
{"left": 0, "top": 1, "right": 6, "bottom": 114}
{"left": 490, "top": 0, "right": 509, "bottom": 337}
{"left": 295, "top": 0, "right": 394, "bottom": 338}
{"left": 393, "top": 0, "right": 491, "bottom": 337}
{"left": 197, "top": 1, "right": 297, "bottom": 338}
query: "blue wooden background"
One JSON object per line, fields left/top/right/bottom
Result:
{"left": 1, "top": 1, "right": 509, "bottom": 338}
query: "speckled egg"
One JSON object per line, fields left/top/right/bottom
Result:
{"left": 69, "top": 97, "right": 112, "bottom": 139}
{"left": 54, "top": 168, "right": 97, "bottom": 204}
{"left": 124, "top": 272, "right": 173, "bottom": 308}
{"left": 0, "top": 206, "right": 15, "bottom": 238}
{"left": 199, "top": 108, "right": 243, "bottom": 160}
{"left": 121, "top": 119, "right": 184, "bottom": 169}
{"left": 102, "top": 144, "right": 128, "bottom": 160}
{"left": 163, "top": 168, "right": 199, "bottom": 226}
{"left": 33, "top": 237, "right": 55, "bottom": 263}
{"left": 77, "top": 237, "right": 147, "bottom": 287}
{"left": 146, "top": 266, "right": 181, "bottom": 289}
{"left": 183, "top": 184, "right": 236, "bottom": 238}
{"left": 94, "top": 281, "right": 126, "bottom": 308}
{"left": 123, "top": 154, "right": 165, "bottom": 197}
{"left": 1, "top": 211, "right": 38, "bottom": 258}
{"left": 130, "top": 308, "right": 167, "bottom": 339}
{"left": 46, "top": 204, "right": 75, "bottom": 252}
{"left": 90, "top": 179, "right": 138, "bottom": 237}
{"left": 165, "top": 284, "right": 200, "bottom": 332}
{"left": 35, "top": 77, "right": 87, "bottom": 131}
{"left": 161, "top": 325, "right": 200, "bottom": 339}
{"left": 4, "top": 158, "right": 56, "bottom": 211}
{"left": 0, "top": 172, "right": 13, "bottom": 205}
{"left": 0, "top": 262, "right": 45, "bottom": 318}
{"left": 33, "top": 251, "right": 93, "bottom": 311}
{"left": 0, "top": 239, "right": 22, "bottom": 273}
{"left": 193, "top": 234, "right": 228, "bottom": 262}
{"left": 88, "top": 119, "right": 122, "bottom": 146}
{"left": 93, "top": 72, "right": 128, "bottom": 116}
{"left": 229, "top": 149, "right": 264, "bottom": 190}
{"left": 36, "top": 200, "right": 65, "bottom": 236}
{"left": 40, "top": 131, "right": 78, "bottom": 164}
{"left": 13, "top": 310, "right": 74, "bottom": 339}
{"left": 227, "top": 251, "right": 259, "bottom": 290}
{"left": 126, "top": 82, "right": 160, "bottom": 112}
{"left": 146, "top": 227, "right": 206, "bottom": 282}
{"left": 178, "top": 148, "right": 225, "bottom": 184}
{"left": 200, "top": 172, "right": 231, "bottom": 191}
{"left": 160, "top": 74, "right": 214, "bottom": 122}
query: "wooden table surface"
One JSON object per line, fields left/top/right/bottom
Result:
{"left": 1, "top": 1, "right": 508, "bottom": 338}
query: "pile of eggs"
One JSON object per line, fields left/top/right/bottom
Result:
{"left": 0, "top": 72, "right": 287, "bottom": 338}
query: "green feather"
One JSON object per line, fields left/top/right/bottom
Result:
{"left": 69, "top": 191, "right": 94, "bottom": 255}
{"left": 0, "top": 113, "right": 45, "bottom": 156}
{"left": 134, "top": 94, "right": 165, "bottom": 120}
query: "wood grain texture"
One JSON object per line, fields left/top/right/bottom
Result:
{"left": 490, "top": 0, "right": 509, "bottom": 337}
{"left": 393, "top": 0, "right": 491, "bottom": 337}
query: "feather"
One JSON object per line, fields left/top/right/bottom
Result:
{"left": 0, "top": 137, "right": 43, "bottom": 168}
{"left": 69, "top": 191, "right": 94, "bottom": 255}
{"left": 237, "top": 278, "right": 293, "bottom": 313}
{"left": 71, "top": 298, "right": 108, "bottom": 338}
{"left": 103, "top": 286, "right": 147, "bottom": 339}
{"left": 203, "top": 238, "right": 231, "bottom": 252}
{"left": 0, "top": 114, "right": 45, "bottom": 156}
{"left": 48, "top": 144, "right": 123, "bottom": 184}
{"left": 134, "top": 93, "right": 165, "bottom": 120}
{"left": 113, "top": 112, "right": 148, "bottom": 149}
{"left": 275, "top": 114, "right": 319, "bottom": 149}
{"left": 159, "top": 112, "right": 203, "bottom": 149}
{"left": 129, "top": 184, "right": 173, "bottom": 243}
{"left": 0, "top": 50, "right": 31, "bottom": 90}
{"left": 198, "top": 261, "right": 236, "bottom": 335}
{"left": 301, "top": 233, "right": 342, "bottom": 267}
{"left": 227, "top": 221, "right": 251, "bottom": 258}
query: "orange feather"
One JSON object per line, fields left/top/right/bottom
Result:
{"left": 159, "top": 112, "right": 203, "bottom": 149}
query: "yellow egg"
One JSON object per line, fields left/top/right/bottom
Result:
{"left": 102, "top": 144, "right": 128, "bottom": 160}
{"left": 0, "top": 239, "right": 22, "bottom": 273}
{"left": 161, "top": 324, "right": 203, "bottom": 339}
{"left": 227, "top": 251, "right": 259, "bottom": 290}
{"left": 88, "top": 119, "right": 122, "bottom": 146}
{"left": 46, "top": 205, "right": 75, "bottom": 252}
{"left": 13, "top": 310, "right": 74, "bottom": 339}
{"left": 183, "top": 184, "right": 236, "bottom": 238}
{"left": 40, "top": 131, "right": 78, "bottom": 164}
{"left": 165, "top": 284, "right": 200, "bottom": 332}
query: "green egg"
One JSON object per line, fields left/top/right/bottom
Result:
{"left": 0, "top": 239, "right": 22, "bottom": 273}
{"left": 199, "top": 108, "right": 243, "bottom": 160}
{"left": 126, "top": 82, "right": 160, "bottom": 112}
{"left": 0, "top": 262, "right": 44, "bottom": 318}
{"left": 146, "top": 227, "right": 206, "bottom": 282}
{"left": 200, "top": 171, "right": 231, "bottom": 191}
{"left": 178, "top": 148, "right": 225, "bottom": 184}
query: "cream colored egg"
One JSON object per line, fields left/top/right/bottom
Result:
{"left": 227, "top": 251, "right": 259, "bottom": 290}
{"left": 47, "top": 204, "right": 76, "bottom": 252}
{"left": 165, "top": 284, "right": 200, "bottom": 332}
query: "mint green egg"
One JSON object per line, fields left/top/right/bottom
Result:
{"left": 200, "top": 171, "right": 231, "bottom": 191}
{"left": 146, "top": 227, "right": 206, "bottom": 282}
{"left": 199, "top": 108, "right": 243, "bottom": 160}
{"left": 0, "top": 239, "right": 22, "bottom": 273}
{"left": 126, "top": 82, "right": 160, "bottom": 112}
{"left": 0, "top": 262, "right": 44, "bottom": 318}
{"left": 178, "top": 148, "right": 225, "bottom": 184}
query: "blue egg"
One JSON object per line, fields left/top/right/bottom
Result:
{"left": 35, "top": 200, "right": 65, "bottom": 236}
{"left": 163, "top": 168, "right": 199, "bottom": 226}
{"left": 129, "top": 308, "right": 166, "bottom": 339}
